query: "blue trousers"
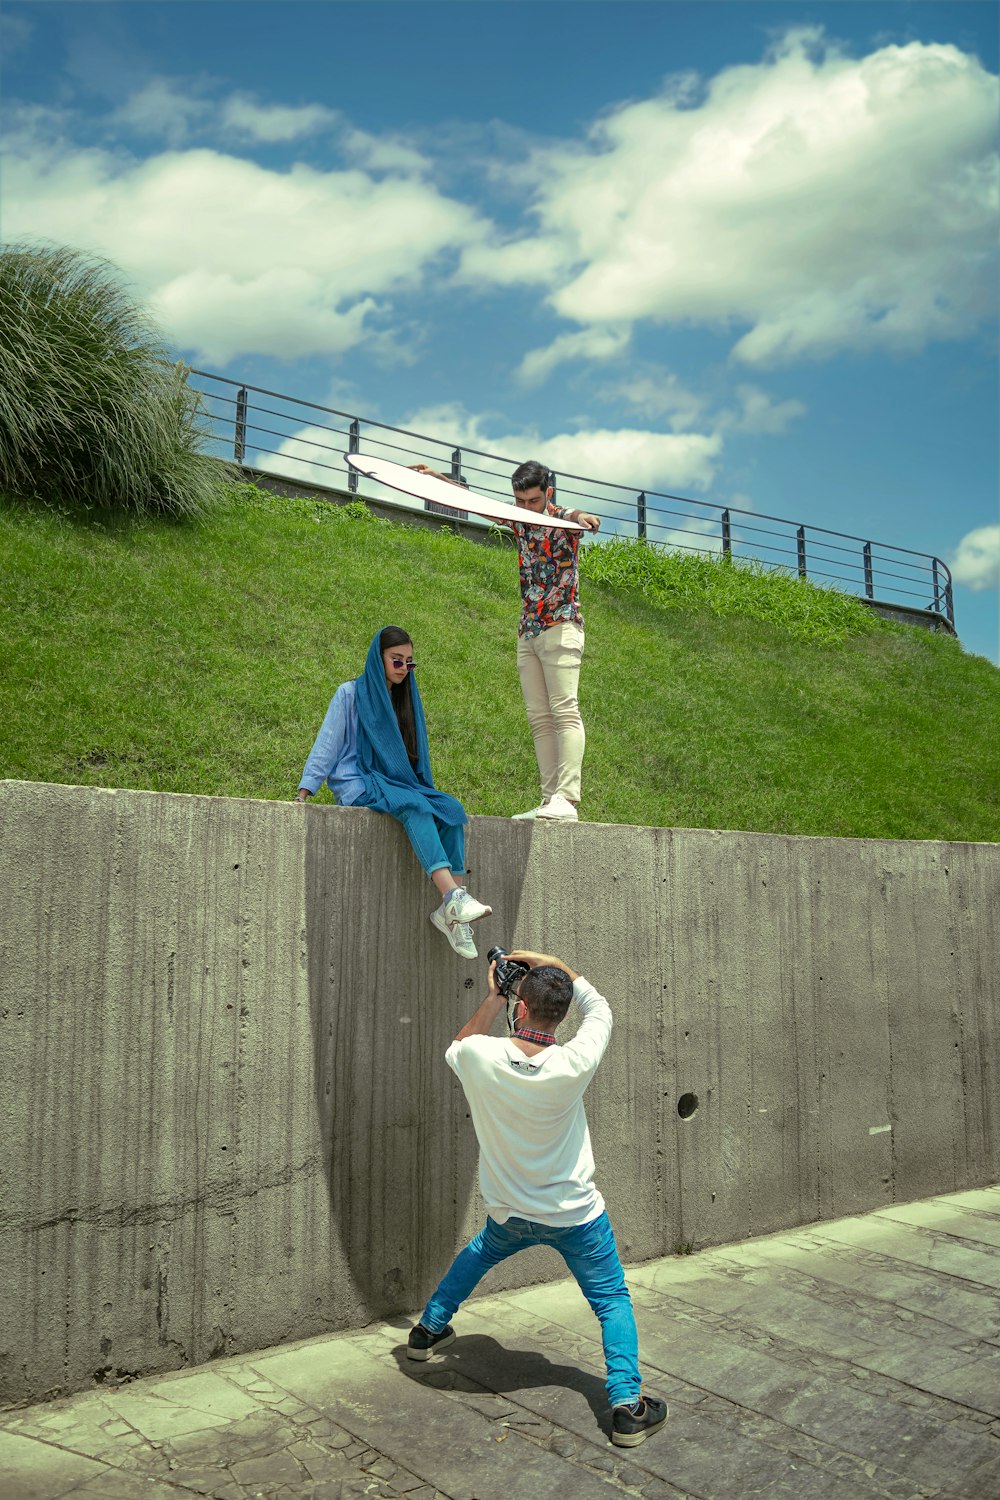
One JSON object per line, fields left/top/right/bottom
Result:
{"left": 396, "top": 808, "right": 465, "bottom": 878}
{"left": 420, "top": 1210, "right": 641, "bottom": 1407}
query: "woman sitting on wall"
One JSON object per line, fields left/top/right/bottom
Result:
{"left": 294, "top": 625, "right": 491, "bottom": 960}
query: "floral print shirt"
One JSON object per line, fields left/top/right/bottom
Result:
{"left": 511, "top": 505, "right": 584, "bottom": 639}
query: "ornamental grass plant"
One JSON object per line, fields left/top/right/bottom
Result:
{"left": 0, "top": 242, "right": 228, "bottom": 519}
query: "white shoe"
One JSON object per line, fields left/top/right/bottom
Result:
{"left": 512, "top": 800, "right": 549, "bottom": 821}
{"left": 535, "top": 794, "right": 579, "bottom": 822}
{"left": 430, "top": 903, "right": 478, "bottom": 959}
{"left": 444, "top": 888, "right": 492, "bottom": 924}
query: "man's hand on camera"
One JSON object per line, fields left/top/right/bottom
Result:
{"left": 486, "top": 959, "right": 500, "bottom": 1001}
{"left": 508, "top": 950, "right": 579, "bottom": 982}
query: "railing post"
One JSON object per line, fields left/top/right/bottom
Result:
{"left": 932, "top": 558, "right": 942, "bottom": 616}
{"left": 796, "top": 525, "right": 807, "bottom": 579}
{"left": 637, "top": 491, "right": 646, "bottom": 540}
{"left": 863, "top": 542, "right": 874, "bottom": 599}
{"left": 945, "top": 576, "right": 955, "bottom": 626}
{"left": 348, "top": 418, "right": 360, "bottom": 494}
{"left": 721, "top": 509, "right": 731, "bottom": 557}
{"left": 427, "top": 447, "right": 469, "bottom": 520}
{"left": 549, "top": 472, "right": 557, "bottom": 504}
{"left": 234, "top": 386, "right": 247, "bottom": 466}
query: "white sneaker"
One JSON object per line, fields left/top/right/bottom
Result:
{"left": 430, "top": 903, "right": 478, "bottom": 959}
{"left": 511, "top": 800, "right": 549, "bottom": 821}
{"left": 444, "top": 888, "right": 492, "bottom": 924}
{"left": 535, "top": 794, "right": 579, "bottom": 822}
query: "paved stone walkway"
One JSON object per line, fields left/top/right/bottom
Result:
{"left": 2, "top": 1187, "right": 998, "bottom": 1500}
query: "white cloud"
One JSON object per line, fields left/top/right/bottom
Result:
{"left": 611, "top": 370, "right": 707, "bottom": 431}
{"left": 462, "top": 31, "right": 999, "bottom": 365}
{"left": 218, "top": 93, "right": 337, "bottom": 143}
{"left": 720, "top": 384, "right": 807, "bottom": 434}
{"left": 655, "top": 514, "right": 728, "bottom": 556}
{"left": 262, "top": 400, "right": 722, "bottom": 501}
{"left": 459, "top": 235, "right": 570, "bottom": 288}
{"left": 517, "top": 326, "right": 630, "bottom": 385}
{"left": 110, "top": 80, "right": 338, "bottom": 147}
{"left": 341, "top": 128, "right": 429, "bottom": 175}
{"left": 950, "top": 525, "right": 1000, "bottom": 591}
{"left": 110, "top": 78, "right": 212, "bottom": 146}
{"left": 540, "top": 427, "right": 721, "bottom": 494}
{"left": 156, "top": 273, "right": 378, "bottom": 364}
{"left": 600, "top": 366, "right": 803, "bottom": 442}
{"left": 1, "top": 120, "right": 486, "bottom": 363}
{"left": 254, "top": 423, "right": 358, "bottom": 488}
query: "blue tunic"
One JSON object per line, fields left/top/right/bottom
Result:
{"left": 298, "top": 679, "right": 366, "bottom": 805}
{"left": 299, "top": 633, "right": 466, "bottom": 827}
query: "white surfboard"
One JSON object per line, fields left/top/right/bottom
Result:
{"left": 344, "top": 452, "right": 585, "bottom": 532}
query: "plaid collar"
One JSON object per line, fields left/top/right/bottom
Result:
{"left": 512, "top": 1028, "right": 558, "bottom": 1048}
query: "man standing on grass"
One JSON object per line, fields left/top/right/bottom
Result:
{"left": 406, "top": 949, "right": 668, "bottom": 1449}
{"left": 507, "top": 460, "right": 600, "bottom": 823}
{"left": 412, "top": 458, "right": 600, "bottom": 822}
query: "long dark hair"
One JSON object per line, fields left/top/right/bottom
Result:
{"left": 379, "top": 625, "right": 418, "bottom": 762}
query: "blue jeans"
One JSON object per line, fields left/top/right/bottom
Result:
{"left": 420, "top": 1211, "right": 640, "bottom": 1408}
{"left": 396, "top": 809, "right": 465, "bottom": 878}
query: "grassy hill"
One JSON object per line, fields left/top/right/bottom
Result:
{"left": 2, "top": 483, "right": 998, "bottom": 842}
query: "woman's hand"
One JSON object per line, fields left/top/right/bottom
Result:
{"left": 409, "top": 463, "right": 464, "bottom": 489}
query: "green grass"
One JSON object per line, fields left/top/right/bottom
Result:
{"left": 580, "top": 534, "right": 877, "bottom": 645}
{"left": 2, "top": 483, "right": 998, "bottom": 842}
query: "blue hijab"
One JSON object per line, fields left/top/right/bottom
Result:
{"left": 353, "top": 631, "right": 467, "bottom": 826}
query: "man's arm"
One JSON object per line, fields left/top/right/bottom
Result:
{"left": 507, "top": 949, "right": 579, "bottom": 982}
{"left": 453, "top": 961, "right": 506, "bottom": 1041}
{"left": 560, "top": 977, "right": 613, "bottom": 1073}
{"left": 453, "top": 951, "right": 581, "bottom": 1045}
{"left": 562, "top": 508, "right": 600, "bottom": 532}
{"left": 508, "top": 950, "right": 612, "bottom": 1073}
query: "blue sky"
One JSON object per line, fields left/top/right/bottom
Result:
{"left": 2, "top": 0, "right": 998, "bottom": 659}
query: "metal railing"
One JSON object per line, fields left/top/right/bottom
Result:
{"left": 189, "top": 369, "right": 955, "bottom": 627}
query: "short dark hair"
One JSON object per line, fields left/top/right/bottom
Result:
{"left": 519, "top": 965, "right": 573, "bottom": 1030}
{"left": 511, "top": 459, "right": 551, "bottom": 493}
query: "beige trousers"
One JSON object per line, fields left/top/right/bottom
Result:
{"left": 516, "top": 622, "right": 586, "bottom": 803}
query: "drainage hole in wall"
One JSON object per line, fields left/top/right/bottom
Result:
{"left": 677, "top": 1092, "right": 699, "bottom": 1120}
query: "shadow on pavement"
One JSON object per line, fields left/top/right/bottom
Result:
{"left": 389, "top": 1332, "right": 612, "bottom": 1438}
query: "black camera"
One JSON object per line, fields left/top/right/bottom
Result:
{"left": 487, "top": 946, "right": 530, "bottom": 999}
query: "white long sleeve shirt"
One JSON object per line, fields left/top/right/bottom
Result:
{"left": 445, "top": 977, "right": 612, "bottom": 1227}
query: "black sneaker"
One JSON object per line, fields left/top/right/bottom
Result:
{"left": 406, "top": 1322, "right": 456, "bottom": 1361}
{"left": 611, "top": 1395, "right": 668, "bottom": 1447}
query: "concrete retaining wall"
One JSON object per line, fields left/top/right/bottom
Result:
{"left": 1, "top": 779, "right": 997, "bottom": 1404}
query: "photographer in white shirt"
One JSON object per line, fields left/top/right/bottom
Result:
{"left": 406, "top": 949, "right": 667, "bottom": 1449}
